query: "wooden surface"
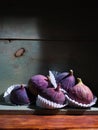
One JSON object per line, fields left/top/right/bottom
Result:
{"left": 0, "top": 15, "right": 96, "bottom": 41}
{"left": 0, "top": 115, "right": 98, "bottom": 129}
{"left": 0, "top": 3, "right": 97, "bottom": 41}
{"left": 0, "top": 105, "right": 98, "bottom": 115}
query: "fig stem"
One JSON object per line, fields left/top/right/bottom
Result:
{"left": 20, "top": 84, "right": 24, "bottom": 89}
{"left": 55, "top": 83, "right": 61, "bottom": 92}
{"left": 69, "top": 69, "right": 73, "bottom": 75}
{"left": 77, "top": 78, "right": 83, "bottom": 84}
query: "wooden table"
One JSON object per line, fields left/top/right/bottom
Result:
{"left": 0, "top": 115, "right": 98, "bottom": 129}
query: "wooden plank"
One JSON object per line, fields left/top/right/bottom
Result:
{"left": 0, "top": 12, "right": 96, "bottom": 40}
{"left": 0, "top": 2, "right": 96, "bottom": 40}
{"left": 0, "top": 105, "right": 98, "bottom": 115}
{"left": 66, "top": 128, "right": 97, "bottom": 130}
{"left": 0, "top": 115, "right": 98, "bottom": 129}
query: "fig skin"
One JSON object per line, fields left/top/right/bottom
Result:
{"left": 55, "top": 71, "right": 69, "bottom": 83}
{"left": 40, "top": 84, "right": 66, "bottom": 105}
{"left": 68, "top": 78, "right": 94, "bottom": 104}
{"left": 58, "top": 70, "right": 75, "bottom": 91}
{"left": 28, "top": 74, "right": 50, "bottom": 96}
{"left": 10, "top": 85, "right": 30, "bottom": 105}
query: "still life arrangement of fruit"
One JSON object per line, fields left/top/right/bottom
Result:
{"left": 3, "top": 69, "right": 97, "bottom": 109}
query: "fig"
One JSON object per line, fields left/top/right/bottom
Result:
{"left": 40, "top": 84, "right": 66, "bottom": 105}
{"left": 58, "top": 70, "right": 75, "bottom": 92}
{"left": 28, "top": 74, "right": 50, "bottom": 96}
{"left": 65, "top": 78, "right": 97, "bottom": 107}
{"left": 68, "top": 78, "right": 94, "bottom": 104}
{"left": 36, "top": 83, "right": 68, "bottom": 109}
{"left": 10, "top": 85, "right": 30, "bottom": 105}
{"left": 52, "top": 70, "right": 69, "bottom": 83}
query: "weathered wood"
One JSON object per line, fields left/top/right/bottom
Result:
{"left": 0, "top": 12, "right": 96, "bottom": 40}
{"left": 0, "top": 105, "right": 98, "bottom": 115}
{"left": 0, "top": 115, "right": 98, "bottom": 129}
{"left": 0, "top": 2, "right": 96, "bottom": 41}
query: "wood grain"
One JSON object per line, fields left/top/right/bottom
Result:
{"left": 0, "top": 115, "right": 98, "bottom": 129}
{"left": 0, "top": 105, "right": 98, "bottom": 115}
{"left": 0, "top": 8, "right": 96, "bottom": 41}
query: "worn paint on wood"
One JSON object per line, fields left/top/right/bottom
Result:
{"left": 0, "top": 105, "right": 98, "bottom": 115}
{"left": 0, "top": 16, "right": 96, "bottom": 40}
{"left": 0, "top": 40, "right": 42, "bottom": 95}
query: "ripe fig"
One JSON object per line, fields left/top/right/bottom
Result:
{"left": 65, "top": 78, "right": 97, "bottom": 107}
{"left": 41, "top": 84, "right": 66, "bottom": 105}
{"left": 36, "top": 83, "right": 68, "bottom": 109}
{"left": 58, "top": 70, "right": 75, "bottom": 92}
{"left": 10, "top": 85, "right": 30, "bottom": 105}
{"left": 28, "top": 74, "right": 50, "bottom": 96}
{"left": 68, "top": 78, "right": 94, "bottom": 104}
{"left": 52, "top": 70, "right": 69, "bottom": 83}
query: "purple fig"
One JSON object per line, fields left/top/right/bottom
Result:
{"left": 68, "top": 78, "right": 94, "bottom": 104}
{"left": 58, "top": 70, "right": 75, "bottom": 91}
{"left": 53, "top": 70, "right": 69, "bottom": 83}
{"left": 10, "top": 85, "right": 30, "bottom": 105}
{"left": 40, "top": 84, "right": 66, "bottom": 105}
{"left": 28, "top": 74, "right": 50, "bottom": 96}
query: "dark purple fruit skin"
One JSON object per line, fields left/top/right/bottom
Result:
{"left": 55, "top": 72, "right": 69, "bottom": 83}
{"left": 55, "top": 70, "right": 75, "bottom": 92}
{"left": 68, "top": 80, "right": 94, "bottom": 104}
{"left": 28, "top": 75, "right": 50, "bottom": 95}
{"left": 40, "top": 86, "right": 66, "bottom": 105}
{"left": 10, "top": 86, "right": 30, "bottom": 105}
{"left": 60, "top": 75, "right": 75, "bottom": 91}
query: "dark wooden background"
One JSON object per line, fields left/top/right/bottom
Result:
{"left": 0, "top": 1, "right": 98, "bottom": 106}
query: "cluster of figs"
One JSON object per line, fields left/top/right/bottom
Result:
{"left": 3, "top": 69, "right": 97, "bottom": 109}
